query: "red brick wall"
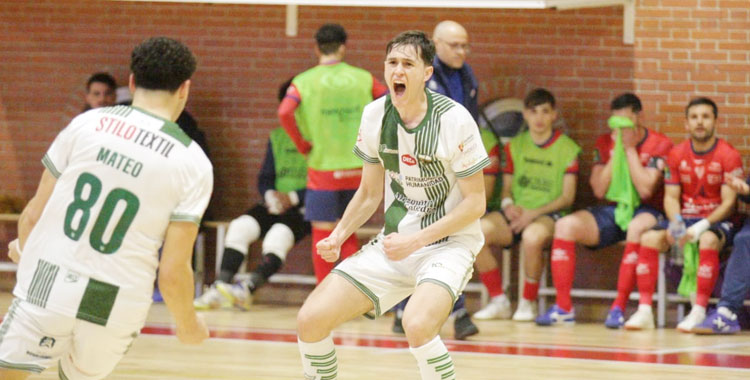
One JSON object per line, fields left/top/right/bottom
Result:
{"left": 635, "top": 0, "right": 750, "bottom": 154}
{"left": 0, "top": 0, "right": 747, "bottom": 218}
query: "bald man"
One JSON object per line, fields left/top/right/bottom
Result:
{"left": 392, "top": 20, "right": 481, "bottom": 340}
{"left": 427, "top": 20, "right": 478, "bottom": 119}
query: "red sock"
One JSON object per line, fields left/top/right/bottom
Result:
{"left": 340, "top": 234, "right": 360, "bottom": 260}
{"left": 551, "top": 238, "right": 576, "bottom": 312}
{"left": 480, "top": 269, "right": 504, "bottom": 298}
{"left": 696, "top": 248, "right": 719, "bottom": 307}
{"left": 312, "top": 228, "right": 335, "bottom": 284}
{"left": 636, "top": 246, "right": 659, "bottom": 305}
{"left": 612, "top": 242, "right": 639, "bottom": 310}
{"left": 523, "top": 279, "right": 540, "bottom": 301}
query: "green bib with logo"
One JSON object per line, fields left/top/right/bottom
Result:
{"left": 269, "top": 128, "right": 308, "bottom": 193}
{"left": 510, "top": 131, "right": 580, "bottom": 211}
{"left": 292, "top": 63, "right": 374, "bottom": 171}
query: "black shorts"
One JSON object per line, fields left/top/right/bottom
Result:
{"left": 246, "top": 204, "right": 311, "bottom": 242}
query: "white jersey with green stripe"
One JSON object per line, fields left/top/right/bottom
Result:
{"left": 354, "top": 89, "right": 489, "bottom": 253}
{"left": 13, "top": 105, "right": 213, "bottom": 330}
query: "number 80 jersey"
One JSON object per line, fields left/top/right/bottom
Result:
{"left": 14, "top": 105, "right": 213, "bottom": 330}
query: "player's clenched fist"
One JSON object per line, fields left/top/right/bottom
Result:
{"left": 177, "top": 313, "right": 209, "bottom": 345}
{"left": 383, "top": 232, "right": 421, "bottom": 261}
{"left": 8, "top": 239, "right": 21, "bottom": 264}
{"left": 316, "top": 236, "right": 341, "bottom": 262}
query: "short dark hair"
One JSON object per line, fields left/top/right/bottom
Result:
{"left": 610, "top": 93, "right": 642, "bottom": 113}
{"left": 524, "top": 88, "right": 556, "bottom": 109}
{"left": 386, "top": 30, "right": 435, "bottom": 67}
{"left": 278, "top": 77, "right": 294, "bottom": 103}
{"left": 130, "top": 37, "right": 196, "bottom": 92}
{"left": 686, "top": 97, "right": 718, "bottom": 118}
{"left": 86, "top": 72, "right": 116, "bottom": 92}
{"left": 315, "top": 23, "right": 347, "bottom": 55}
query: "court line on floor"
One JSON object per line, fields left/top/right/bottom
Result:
{"left": 140, "top": 324, "right": 750, "bottom": 369}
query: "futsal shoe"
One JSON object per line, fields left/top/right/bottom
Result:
{"left": 677, "top": 305, "right": 706, "bottom": 333}
{"left": 512, "top": 299, "right": 537, "bottom": 322}
{"left": 216, "top": 280, "right": 253, "bottom": 311}
{"left": 473, "top": 294, "right": 512, "bottom": 320}
{"left": 453, "top": 309, "right": 479, "bottom": 340}
{"left": 193, "top": 282, "right": 232, "bottom": 310}
{"left": 535, "top": 305, "right": 575, "bottom": 326}
{"left": 693, "top": 307, "right": 740, "bottom": 335}
{"left": 624, "top": 304, "right": 655, "bottom": 330}
{"left": 604, "top": 306, "right": 625, "bottom": 329}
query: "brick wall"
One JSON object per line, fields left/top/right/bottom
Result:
{"left": 0, "top": 1, "right": 748, "bottom": 274}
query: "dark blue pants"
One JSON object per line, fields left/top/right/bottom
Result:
{"left": 718, "top": 219, "right": 750, "bottom": 314}
{"left": 395, "top": 293, "right": 466, "bottom": 314}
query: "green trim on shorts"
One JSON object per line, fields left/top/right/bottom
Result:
{"left": 0, "top": 298, "right": 20, "bottom": 347}
{"left": 58, "top": 361, "right": 70, "bottom": 380}
{"left": 418, "top": 278, "right": 457, "bottom": 304}
{"left": 0, "top": 359, "right": 45, "bottom": 373}
{"left": 331, "top": 269, "right": 380, "bottom": 318}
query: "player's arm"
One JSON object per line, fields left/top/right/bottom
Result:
{"left": 159, "top": 221, "right": 209, "bottom": 345}
{"left": 277, "top": 84, "right": 311, "bottom": 154}
{"left": 663, "top": 184, "right": 681, "bottom": 222}
{"left": 625, "top": 148, "right": 662, "bottom": 200}
{"left": 704, "top": 184, "right": 737, "bottom": 224}
{"left": 590, "top": 157, "right": 613, "bottom": 199}
{"left": 483, "top": 174, "right": 496, "bottom": 203}
{"left": 12, "top": 169, "right": 57, "bottom": 261}
{"left": 531, "top": 174, "right": 577, "bottom": 216}
{"left": 326, "top": 162, "right": 385, "bottom": 248}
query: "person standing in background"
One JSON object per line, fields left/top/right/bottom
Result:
{"left": 278, "top": 23, "right": 387, "bottom": 283}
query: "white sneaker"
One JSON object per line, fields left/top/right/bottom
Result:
{"left": 512, "top": 299, "right": 537, "bottom": 322}
{"left": 193, "top": 282, "right": 232, "bottom": 310}
{"left": 624, "top": 304, "right": 655, "bottom": 330}
{"left": 474, "top": 295, "right": 512, "bottom": 320}
{"left": 677, "top": 305, "right": 706, "bottom": 333}
{"left": 216, "top": 280, "right": 253, "bottom": 311}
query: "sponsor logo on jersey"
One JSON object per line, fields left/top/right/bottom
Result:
{"left": 39, "top": 336, "right": 56, "bottom": 349}
{"left": 695, "top": 166, "right": 705, "bottom": 179}
{"left": 709, "top": 162, "right": 722, "bottom": 171}
{"left": 401, "top": 154, "right": 417, "bottom": 166}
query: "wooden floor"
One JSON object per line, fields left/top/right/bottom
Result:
{"left": 2, "top": 292, "right": 749, "bottom": 380}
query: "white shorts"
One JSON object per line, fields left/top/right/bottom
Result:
{"left": 332, "top": 236, "right": 475, "bottom": 318}
{"left": 0, "top": 298, "right": 140, "bottom": 379}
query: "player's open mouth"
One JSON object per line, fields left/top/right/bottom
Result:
{"left": 393, "top": 82, "right": 406, "bottom": 97}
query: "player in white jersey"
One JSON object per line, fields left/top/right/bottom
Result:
{"left": 0, "top": 37, "right": 212, "bottom": 380}
{"left": 296, "top": 31, "right": 488, "bottom": 380}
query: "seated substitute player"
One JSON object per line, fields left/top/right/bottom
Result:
{"left": 625, "top": 97, "right": 743, "bottom": 331}
{"left": 538, "top": 93, "right": 673, "bottom": 327}
{"left": 472, "top": 88, "right": 580, "bottom": 322}
{"left": 194, "top": 79, "right": 309, "bottom": 311}
{"left": 83, "top": 72, "right": 117, "bottom": 111}
{"left": 296, "top": 31, "right": 488, "bottom": 380}
{"left": 694, "top": 173, "right": 750, "bottom": 335}
{"left": 0, "top": 37, "right": 211, "bottom": 380}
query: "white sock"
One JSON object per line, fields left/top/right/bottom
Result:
{"left": 298, "top": 334, "right": 337, "bottom": 380}
{"left": 409, "top": 335, "right": 456, "bottom": 380}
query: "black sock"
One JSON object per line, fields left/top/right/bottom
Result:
{"left": 218, "top": 248, "right": 245, "bottom": 283}
{"left": 248, "top": 253, "right": 283, "bottom": 292}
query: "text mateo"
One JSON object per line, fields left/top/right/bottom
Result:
{"left": 97, "top": 116, "right": 175, "bottom": 158}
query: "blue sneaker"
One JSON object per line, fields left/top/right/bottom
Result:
{"left": 535, "top": 305, "right": 575, "bottom": 326}
{"left": 693, "top": 307, "right": 740, "bottom": 335}
{"left": 604, "top": 306, "right": 625, "bottom": 329}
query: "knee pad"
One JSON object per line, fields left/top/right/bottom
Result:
{"left": 224, "top": 215, "right": 261, "bottom": 255}
{"left": 261, "top": 223, "right": 295, "bottom": 262}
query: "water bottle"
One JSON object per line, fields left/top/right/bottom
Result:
{"left": 668, "top": 215, "right": 686, "bottom": 265}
